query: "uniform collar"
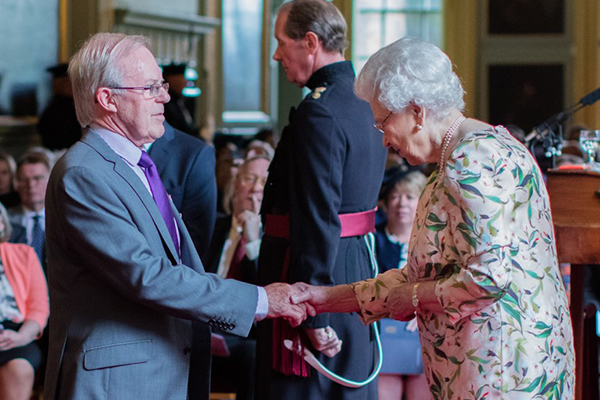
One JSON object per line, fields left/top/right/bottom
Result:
{"left": 306, "top": 61, "right": 355, "bottom": 91}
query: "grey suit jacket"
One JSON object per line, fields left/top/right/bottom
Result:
{"left": 44, "top": 130, "right": 258, "bottom": 400}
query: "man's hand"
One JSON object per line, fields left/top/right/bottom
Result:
{"left": 237, "top": 209, "right": 261, "bottom": 242}
{"left": 305, "top": 326, "right": 342, "bottom": 358}
{"left": 264, "top": 283, "right": 316, "bottom": 327}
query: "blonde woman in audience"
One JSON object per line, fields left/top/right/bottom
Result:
{"left": 0, "top": 152, "right": 18, "bottom": 209}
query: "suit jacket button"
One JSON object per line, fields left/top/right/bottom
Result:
{"left": 228, "top": 323, "right": 235, "bottom": 330}
{"left": 184, "top": 346, "right": 192, "bottom": 355}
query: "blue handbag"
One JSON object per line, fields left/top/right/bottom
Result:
{"left": 379, "top": 318, "right": 424, "bottom": 375}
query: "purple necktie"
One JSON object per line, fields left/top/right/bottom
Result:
{"left": 138, "top": 150, "right": 180, "bottom": 256}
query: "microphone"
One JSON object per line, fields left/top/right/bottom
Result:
{"left": 525, "top": 86, "right": 600, "bottom": 147}
{"left": 580, "top": 87, "right": 600, "bottom": 106}
{"left": 525, "top": 111, "right": 568, "bottom": 144}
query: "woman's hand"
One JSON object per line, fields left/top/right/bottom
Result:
{"left": 387, "top": 283, "right": 417, "bottom": 321}
{"left": 0, "top": 329, "right": 32, "bottom": 351}
{"left": 291, "top": 283, "right": 359, "bottom": 314}
{"left": 290, "top": 282, "right": 330, "bottom": 314}
{"left": 304, "top": 326, "right": 343, "bottom": 358}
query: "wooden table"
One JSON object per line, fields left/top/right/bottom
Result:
{"left": 546, "top": 169, "right": 600, "bottom": 400}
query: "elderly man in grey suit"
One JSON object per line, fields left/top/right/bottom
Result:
{"left": 44, "top": 33, "right": 310, "bottom": 400}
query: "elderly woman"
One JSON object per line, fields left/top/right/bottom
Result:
{"left": 0, "top": 202, "right": 49, "bottom": 400}
{"left": 292, "top": 37, "right": 574, "bottom": 399}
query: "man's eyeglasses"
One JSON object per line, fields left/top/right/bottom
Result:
{"left": 107, "top": 82, "right": 169, "bottom": 98}
{"left": 240, "top": 173, "right": 267, "bottom": 187}
{"left": 373, "top": 111, "right": 393, "bottom": 133}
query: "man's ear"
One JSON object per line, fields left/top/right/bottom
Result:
{"left": 96, "top": 87, "right": 118, "bottom": 113}
{"left": 304, "top": 31, "right": 320, "bottom": 54}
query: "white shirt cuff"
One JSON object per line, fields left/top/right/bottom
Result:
{"left": 254, "top": 286, "right": 269, "bottom": 321}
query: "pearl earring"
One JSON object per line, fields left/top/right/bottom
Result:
{"left": 416, "top": 124, "right": 423, "bottom": 131}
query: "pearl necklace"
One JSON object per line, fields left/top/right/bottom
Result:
{"left": 439, "top": 115, "right": 466, "bottom": 171}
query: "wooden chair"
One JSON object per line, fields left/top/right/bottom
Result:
{"left": 209, "top": 393, "right": 236, "bottom": 400}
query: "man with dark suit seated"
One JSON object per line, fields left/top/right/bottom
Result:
{"left": 43, "top": 32, "right": 310, "bottom": 400}
{"left": 8, "top": 151, "right": 51, "bottom": 272}
{"left": 204, "top": 155, "right": 270, "bottom": 400}
{"left": 148, "top": 121, "right": 217, "bottom": 259}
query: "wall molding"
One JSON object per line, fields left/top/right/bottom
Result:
{"left": 113, "top": 8, "right": 220, "bottom": 35}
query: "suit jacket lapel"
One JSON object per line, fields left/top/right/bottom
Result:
{"left": 82, "top": 131, "right": 179, "bottom": 262}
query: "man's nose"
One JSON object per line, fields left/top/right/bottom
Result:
{"left": 252, "top": 180, "right": 265, "bottom": 192}
{"left": 157, "top": 86, "right": 170, "bottom": 103}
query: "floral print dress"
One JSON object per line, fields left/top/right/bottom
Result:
{"left": 354, "top": 126, "right": 575, "bottom": 400}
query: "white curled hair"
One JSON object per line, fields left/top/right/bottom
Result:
{"left": 69, "top": 33, "right": 151, "bottom": 128}
{"left": 355, "top": 37, "right": 465, "bottom": 121}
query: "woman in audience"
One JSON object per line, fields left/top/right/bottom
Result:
{"left": 0, "top": 202, "right": 49, "bottom": 400}
{"left": 375, "top": 167, "right": 430, "bottom": 400}
{"left": 0, "top": 152, "right": 19, "bottom": 209}
{"left": 292, "top": 37, "right": 574, "bottom": 399}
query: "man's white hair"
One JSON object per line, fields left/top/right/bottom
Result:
{"left": 68, "top": 33, "right": 151, "bottom": 128}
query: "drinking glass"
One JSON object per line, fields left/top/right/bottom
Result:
{"left": 579, "top": 130, "right": 600, "bottom": 166}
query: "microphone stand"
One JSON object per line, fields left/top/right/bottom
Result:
{"left": 525, "top": 86, "right": 600, "bottom": 169}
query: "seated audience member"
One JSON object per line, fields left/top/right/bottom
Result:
{"left": 376, "top": 155, "right": 410, "bottom": 227}
{"left": 0, "top": 152, "right": 19, "bottom": 209}
{"left": 215, "top": 144, "right": 244, "bottom": 214}
{"left": 37, "top": 64, "right": 82, "bottom": 150}
{"left": 8, "top": 151, "right": 51, "bottom": 271}
{"left": 204, "top": 155, "right": 271, "bottom": 400}
{"left": 375, "top": 167, "right": 430, "bottom": 400}
{"left": 0, "top": 202, "right": 49, "bottom": 400}
{"left": 244, "top": 140, "right": 274, "bottom": 160}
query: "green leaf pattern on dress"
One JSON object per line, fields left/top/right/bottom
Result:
{"left": 354, "top": 127, "right": 575, "bottom": 399}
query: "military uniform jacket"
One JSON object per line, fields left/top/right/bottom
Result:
{"left": 256, "top": 61, "right": 386, "bottom": 400}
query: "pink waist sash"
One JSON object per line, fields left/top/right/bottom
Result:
{"left": 264, "top": 208, "right": 376, "bottom": 239}
{"left": 264, "top": 208, "right": 376, "bottom": 377}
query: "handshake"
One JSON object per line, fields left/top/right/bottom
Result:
{"left": 263, "top": 282, "right": 320, "bottom": 327}
{"left": 264, "top": 282, "right": 344, "bottom": 358}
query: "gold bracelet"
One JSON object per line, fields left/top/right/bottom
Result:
{"left": 412, "top": 283, "right": 420, "bottom": 314}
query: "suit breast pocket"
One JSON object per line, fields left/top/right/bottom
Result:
{"left": 83, "top": 339, "right": 153, "bottom": 370}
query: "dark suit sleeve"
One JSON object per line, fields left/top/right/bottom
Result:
{"left": 182, "top": 144, "right": 217, "bottom": 260}
{"left": 288, "top": 100, "right": 345, "bottom": 328}
{"left": 55, "top": 165, "right": 256, "bottom": 336}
